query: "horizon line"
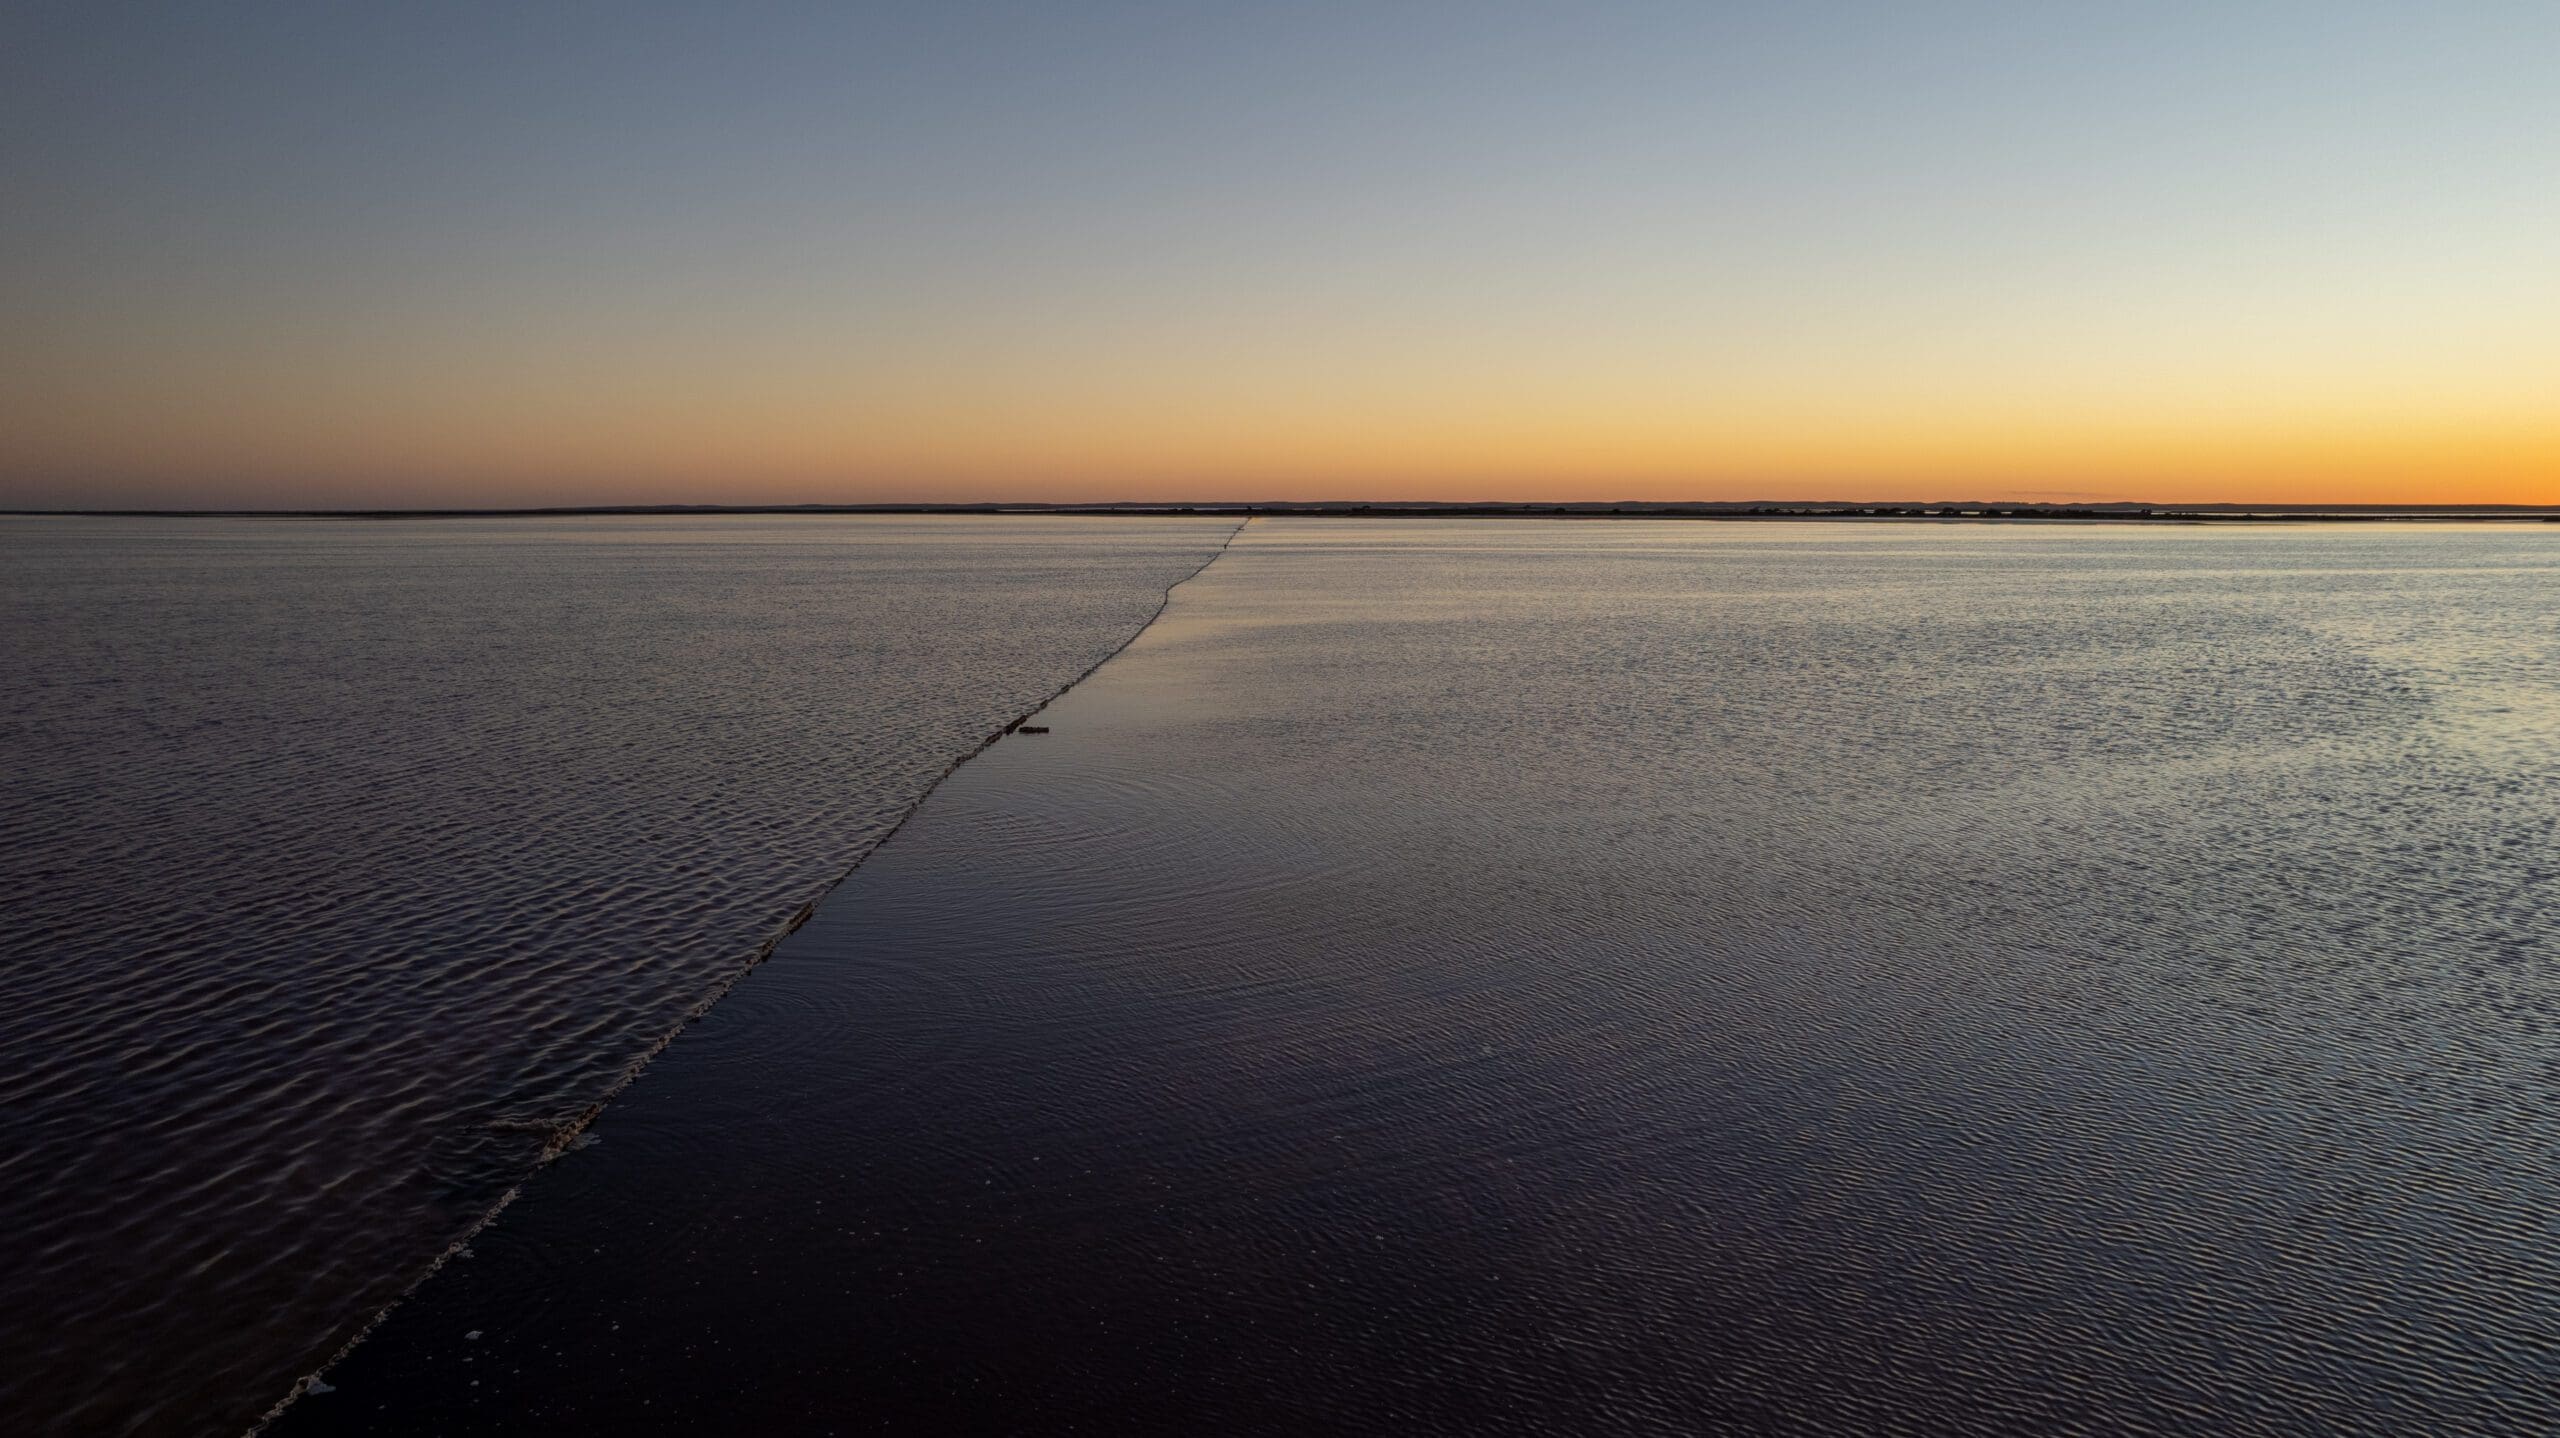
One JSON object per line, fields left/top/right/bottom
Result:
{"left": 11, "top": 500, "right": 2560, "bottom": 523}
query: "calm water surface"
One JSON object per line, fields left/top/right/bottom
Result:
{"left": 0, "top": 514, "right": 1239, "bottom": 1436}
{"left": 289, "top": 519, "right": 2560, "bottom": 1435}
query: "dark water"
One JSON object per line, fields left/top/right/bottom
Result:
{"left": 279, "top": 520, "right": 2560, "bottom": 1435}
{"left": 0, "top": 514, "right": 1240, "bottom": 1436}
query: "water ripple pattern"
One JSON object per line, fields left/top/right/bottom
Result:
{"left": 0, "top": 513, "right": 1240, "bottom": 1437}
{"left": 283, "top": 519, "right": 2560, "bottom": 1436}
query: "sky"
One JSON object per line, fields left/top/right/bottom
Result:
{"left": 2, "top": 1, "right": 2554, "bottom": 508}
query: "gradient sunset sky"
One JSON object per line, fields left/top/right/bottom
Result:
{"left": 3, "top": 2, "right": 2554, "bottom": 508}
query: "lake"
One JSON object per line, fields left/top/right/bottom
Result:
{"left": 274, "top": 519, "right": 2560, "bottom": 1435}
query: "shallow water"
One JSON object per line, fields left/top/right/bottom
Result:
{"left": 284, "top": 519, "right": 2560, "bottom": 1435}
{"left": 0, "top": 514, "right": 1239, "bottom": 1436}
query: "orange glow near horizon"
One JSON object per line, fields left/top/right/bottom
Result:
{"left": 10, "top": 324, "right": 2554, "bottom": 507}
{"left": 11, "top": 198, "right": 2555, "bottom": 508}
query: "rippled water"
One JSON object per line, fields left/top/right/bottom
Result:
{"left": 0, "top": 514, "right": 1240, "bottom": 1436}
{"left": 284, "top": 519, "right": 2560, "bottom": 1435}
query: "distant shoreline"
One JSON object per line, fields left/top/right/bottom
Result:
{"left": 6, "top": 502, "right": 2558, "bottom": 523}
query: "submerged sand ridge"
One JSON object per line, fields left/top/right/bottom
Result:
{"left": 281, "top": 520, "right": 2560, "bottom": 1435}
